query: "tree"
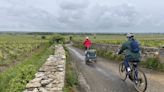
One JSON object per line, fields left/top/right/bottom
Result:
{"left": 51, "top": 34, "right": 65, "bottom": 44}
{"left": 41, "top": 35, "right": 46, "bottom": 39}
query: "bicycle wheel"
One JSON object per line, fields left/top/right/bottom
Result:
{"left": 134, "top": 69, "right": 147, "bottom": 92}
{"left": 119, "top": 62, "right": 127, "bottom": 81}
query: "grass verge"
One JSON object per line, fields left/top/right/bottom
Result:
{"left": 63, "top": 46, "right": 78, "bottom": 92}
{"left": 0, "top": 43, "right": 53, "bottom": 92}
{"left": 140, "top": 58, "right": 164, "bottom": 72}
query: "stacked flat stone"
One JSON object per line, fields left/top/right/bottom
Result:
{"left": 23, "top": 44, "right": 66, "bottom": 92}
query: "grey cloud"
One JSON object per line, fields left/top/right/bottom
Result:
{"left": 59, "top": 0, "right": 89, "bottom": 10}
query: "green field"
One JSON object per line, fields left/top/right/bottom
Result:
{"left": 69, "top": 34, "right": 164, "bottom": 47}
{"left": 0, "top": 34, "right": 51, "bottom": 66}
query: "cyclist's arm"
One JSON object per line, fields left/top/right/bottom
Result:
{"left": 89, "top": 40, "right": 92, "bottom": 46}
{"left": 118, "top": 42, "right": 127, "bottom": 54}
{"left": 83, "top": 40, "right": 86, "bottom": 45}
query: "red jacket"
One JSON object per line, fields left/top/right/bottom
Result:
{"left": 83, "top": 39, "right": 91, "bottom": 48}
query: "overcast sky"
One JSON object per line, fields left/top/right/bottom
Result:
{"left": 0, "top": 0, "right": 164, "bottom": 33}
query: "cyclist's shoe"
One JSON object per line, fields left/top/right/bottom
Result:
{"left": 126, "top": 67, "right": 131, "bottom": 75}
{"left": 127, "top": 71, "right": 131, "bottom": 79}
{"left": 85, "top": 51, "right": 87, "bottom": 54}
{"left": 127, "top": 67, "right": 131, "bottom": 72}
{"left": 135, "top": 80, "right": 138, "bottom": 85}
{"left": 136, "top": 78, "right": 144, "bottom": 86}
{"left": 126, "top": 67, "right": 131, "bottom": 79}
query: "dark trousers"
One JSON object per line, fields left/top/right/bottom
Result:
{"left": 85, "top": 47, "right": 90, "bottom": 50}
{"left": 124, "top": 56, "right": 139, "bottom": 68}
{"left": 124, "top": 56, "right": 139, "bottom": 80}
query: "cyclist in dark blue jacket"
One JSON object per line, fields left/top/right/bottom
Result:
{"left": 118, "top": 33, "right": 141, "bottom": 75}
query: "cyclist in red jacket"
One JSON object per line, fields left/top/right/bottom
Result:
{"left": 83, "top": 37, "right": 92, "bottom": 50}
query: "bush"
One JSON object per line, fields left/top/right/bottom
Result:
{"left": 41, "top": 35, "right": 46, "bottom": 39}
{"left": 52, "top": 34, "right": 65, "bottom": 44}
{"left": 144, "top": 58, "right": 160, "bottom": 70}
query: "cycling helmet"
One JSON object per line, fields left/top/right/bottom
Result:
{"left": 86, "top": 36, "right": 89, "bottom": 39}
{"left": 126, "top": 33, "right": 134, "bottom": 38}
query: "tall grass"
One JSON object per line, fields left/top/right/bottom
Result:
{"left": 63, "top": 46, "right": 78, "bottom": 92}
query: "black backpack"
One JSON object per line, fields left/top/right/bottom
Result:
{"left": 130, "top": 40, "right": 140, "bottom": 53}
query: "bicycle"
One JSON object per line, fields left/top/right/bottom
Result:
{"left": 119, "top": 61, "right": 147, "bottom": 92}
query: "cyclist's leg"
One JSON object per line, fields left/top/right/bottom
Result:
{"left": 87, "top": 46, "right": 90, "bottom": 50}
{"left": 133, "top": 62, "right": 139, "bottom": 81}
{"left": 85, "top": 47, "right": 87, "bottom": 55}
{"left": 85, "top": 47, "right": 87, "bottom": 50}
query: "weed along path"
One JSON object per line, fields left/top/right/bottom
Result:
{"left": 24, "top": 45, "right": 66, "bottom": 92}
{"left": 67, "top": 45, "right": 164, "bottom": 92}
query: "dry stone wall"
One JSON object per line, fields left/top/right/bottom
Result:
{"left": 23, "top": 44, "right": 66, "bottom": 92}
